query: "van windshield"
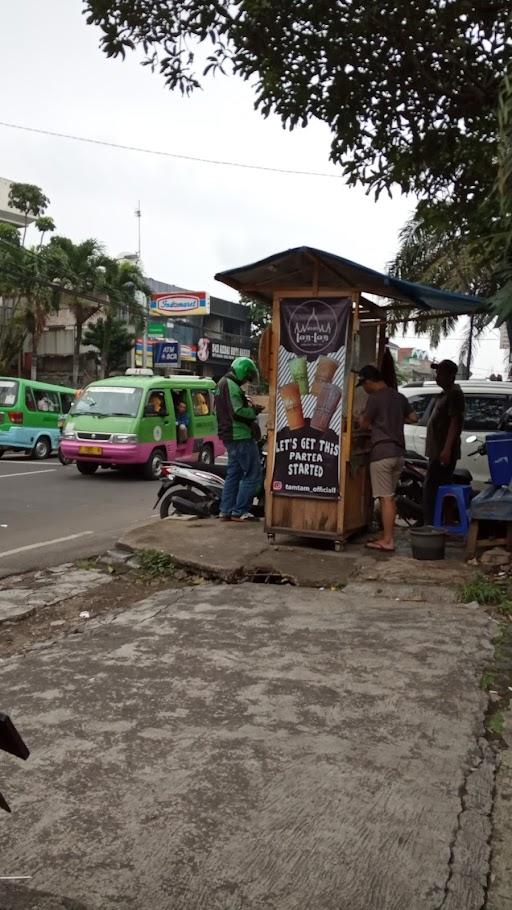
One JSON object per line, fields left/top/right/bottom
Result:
{"left": 70, "top": 386, "right": 143, "bottom": 418}
{"left": 0, "top": 380, "right": 19, "bottom": 407}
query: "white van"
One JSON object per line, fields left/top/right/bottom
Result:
{"left": 401, "top": 380, "right": 512, "bottom": 484}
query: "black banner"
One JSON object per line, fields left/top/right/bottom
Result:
{"left": 272, "top": 297, "right": 351, "bottom": 499}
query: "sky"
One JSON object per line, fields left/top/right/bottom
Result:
{"left": 0, "top": 0, "right": 506, "bottom": 377}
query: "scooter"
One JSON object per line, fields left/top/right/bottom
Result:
{"left": 0, "top": 713, "right": 30, "bottom": 813}
{"left": 155, "top": 441, "right": 267, "bottom": 519}
{"left": 57, "top": 416, "right": 72, "bottom": 465}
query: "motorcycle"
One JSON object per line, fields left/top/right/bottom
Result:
{"left": 0, "top": 713, "right": 30, "bottom": 813}
{"left": 155, "top": 440, "right": 267, "bottom": 519}
{"left": 57, "top": 416, "right": 72, "bottom": 465}
{"left": 394, "top": 449, "right": 475, "bottom": 526}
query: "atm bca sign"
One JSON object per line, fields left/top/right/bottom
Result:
{"left": 149, "top": 292, "right": 210, "bottom": 317}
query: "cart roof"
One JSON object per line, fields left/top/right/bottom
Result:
{"left": 215, "top": 246, "right": 485, "bottom": 316}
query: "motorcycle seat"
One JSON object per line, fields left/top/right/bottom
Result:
{"left": 173, "top": 460, "right": 227, "bottom": 479}
{"left": 452, "top": 467, "right": 473, "bottom": 484}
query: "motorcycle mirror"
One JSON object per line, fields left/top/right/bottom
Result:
{"left": 465, "top": 435, "right": 477, "bottom": 444}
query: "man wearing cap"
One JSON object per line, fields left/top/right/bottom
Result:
{"left": 423, "top": 359, "right": 465, "bottom": 524}
{"left": 358, "top": 365, "right": 417, "bottom": 551}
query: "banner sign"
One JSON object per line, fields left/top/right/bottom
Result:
{"left": 272, "top": 297, "right": 351, "bottom": 499}
{"left": 153, "top": 341, "right": 180, "bottom": 367}
{"left": 149, "top": 292, "right": 210, "bottom": 318}
{"left": 148, "top": 321, "right": 165, "bottom": 337}
{"left": 211, "top": 341, "right": 251, "bottom": 361}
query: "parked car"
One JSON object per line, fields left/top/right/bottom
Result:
{"left": 401, "top": 380, "right": 512, "bottom": 484}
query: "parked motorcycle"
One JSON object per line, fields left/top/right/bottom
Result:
{"left": 0, "top": 713, "right": 30, "bottom": 813}
{"left": 155, "top": 441, "right": 267, "bottom": 519}
{"left": 394, "top": 449, "right": 475, "bottom": 526}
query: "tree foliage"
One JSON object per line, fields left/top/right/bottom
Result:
{"left": 387, "top": 208, "right": 499, "bottom": 374}
{"left": 85, "top": 1, "right": 511, "bottom": 207}
{"left": 83, "top": 315, "right": 136, "bottom": 377}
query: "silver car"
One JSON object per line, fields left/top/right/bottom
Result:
{"left": 401, "top": 381, "right": 512, "bottom": 485}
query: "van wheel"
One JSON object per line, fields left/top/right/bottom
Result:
{"left": 0, "top": 448, "right": 4, "bottom": 458}
{"left": 198, "top": 444, "right": 214, "bottom": 466}
{"left": 143, "top": 448, "right": 165, "bottom": 480}
{"left": 32, "top": 436, "right": 51, "bottom": 460}
{"left": 77, "top": 461, "right": 99, "bottom": 475}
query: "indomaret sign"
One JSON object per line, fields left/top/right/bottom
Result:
{"left": 272, "top": 297, "right": 351, "bottom": 499}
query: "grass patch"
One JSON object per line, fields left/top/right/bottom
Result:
{"left": 487, "top": 711, "right": 505, "bottom": 735}
{"left": 480, "top": 671, "right": 496, "bottom": 691}
{"left": 498, "top": 600, "right": 512, "bottom": 616}
{"left": 458, "top": 572, "right": 505, "bottom": 606}
{"left": 138, "top": 549, "right": 175, "bottom": 579}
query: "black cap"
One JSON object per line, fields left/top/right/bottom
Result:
{"left": 357, "top": 365, "right": 382, "bottom": 386}
{"left": 431, "top": 359, "right": 458, "bottom": 375}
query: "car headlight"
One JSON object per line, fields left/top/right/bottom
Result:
{"left": 62, "top": 429, "right": 76, "bottom": 439}
{"left": 112, "top": 434, "right": 138, "bottom": 444}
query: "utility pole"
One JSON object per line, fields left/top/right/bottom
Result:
{"left": 134, "top": 202, "right": 149, "bottom": 369}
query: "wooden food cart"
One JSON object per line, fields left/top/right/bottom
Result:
{"left": 216, "top": 246, "right": 483, "bottom": 550}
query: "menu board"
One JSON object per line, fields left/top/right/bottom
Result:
{"left": 271, "top": 297, "right": 351, "bottom": 499}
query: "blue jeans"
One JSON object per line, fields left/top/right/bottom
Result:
{"left": 221, "top": 440, "right": 262, "bottom": 517}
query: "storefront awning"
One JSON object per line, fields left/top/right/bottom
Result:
{"left": 215, "top": 246, "right": 486, "bottom": 316}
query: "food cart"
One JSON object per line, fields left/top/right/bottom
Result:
{"left": 216, "top": 246, "right": 484, "bottom": 549}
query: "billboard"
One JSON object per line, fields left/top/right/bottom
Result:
{"left": 272, "top": 297, "right": 351, "bottom": 500}
{"left": 149, "top": 292, "right": 210, "bottom": 318}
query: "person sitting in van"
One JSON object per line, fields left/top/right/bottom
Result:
{"left": 148, "top": 392, "right": 165, "bottom": 414}
{"left": 193, "top": 391, "right": 209, "bottom": 416}
{"left": 36, "top": 391, "right": 51, "bottom": 412}
{"left": 176, "top": 400, "right": 190, "bottom": 443}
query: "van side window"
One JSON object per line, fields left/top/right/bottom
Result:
{"left": 192, "top": 390, "right": 211, "bottom": 416}
{"left": 406, "top": 394, "right": 436, "bottom": 424}
{"left": 25, "top": 388, "right": 37, "bottom": 412}
{"left": 464, "top": 395, "right": 512, "bottom": 432}
{"left": 61, "top": 393, "right": 75, "bottom": 414}
{"left": 35, "top": 390, "right": 60, "bottom": 412}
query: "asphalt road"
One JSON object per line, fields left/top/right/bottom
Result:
{"left": 0, "top": 454, "right": 160, "bottom": 577}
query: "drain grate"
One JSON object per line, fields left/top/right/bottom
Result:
{"left": 242, "top": 570, "right": 296, "bottom": 585}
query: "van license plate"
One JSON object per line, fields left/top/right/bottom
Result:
{"left": 78, "top": 446, "right": 103, "bottom": 456}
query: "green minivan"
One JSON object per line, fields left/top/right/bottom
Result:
{"left": 61, "top": 372, "right": 225, "bottom": 478}
{"left": 0, "top": 377, "right": 76, "bottom": 459}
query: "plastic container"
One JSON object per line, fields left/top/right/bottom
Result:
{"left": 410, "top": 526, "right": 446, "bottom": 561}
{"left": 485, "top": 433, "right": 512, "bottom": 487}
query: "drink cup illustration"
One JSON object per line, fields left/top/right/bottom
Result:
{"left": 311, "top": 356, "right": 337, "bottom": 395}
{"left": 279, "top": 383, "right": 305, "bottom": 430}
{"left": 310, "top": 383, "right": 341, "bottom": 432}
{"left": 289, "top": 357, "right": 309, "bottom": 395}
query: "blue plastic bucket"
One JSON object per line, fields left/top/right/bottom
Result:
{"left": 486, "top": 433, "right": 512, "bottom": 486}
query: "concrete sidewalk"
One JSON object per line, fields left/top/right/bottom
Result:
{"left": 119, "top": 517, "right": 472, "bottom": 588}
{"left": 0, "top": 582, "right": 494, "bottom": 909}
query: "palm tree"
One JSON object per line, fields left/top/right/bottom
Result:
{"left": 46, "top": 239, "right": 147, "bottom": 384}
{"left": 387, "top": 211, "right": 495, "bottom": 377}
{"left": 46, "top": 237, "right": 107, "bottom": 385}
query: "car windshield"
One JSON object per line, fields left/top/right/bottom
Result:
{"left": 0, "top": 380, "right": 19, "bottom": 407}
{"left": 70, "top": 386, "right": 143, "bottom": 418}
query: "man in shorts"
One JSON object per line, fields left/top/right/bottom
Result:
{"left": 358, "top": 365, "right": 417, "bottom": 551}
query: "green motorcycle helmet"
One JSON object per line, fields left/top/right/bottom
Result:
{"left": 231, "top": 356, "right": 259, "bottom": 384}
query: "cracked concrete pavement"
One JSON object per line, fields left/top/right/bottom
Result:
{"left": 0, "top": 580, "right": 496, "bottom": 910}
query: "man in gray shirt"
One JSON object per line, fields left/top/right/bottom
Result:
{"left": 358, "top": 365, "right": 417, "bottom": 551}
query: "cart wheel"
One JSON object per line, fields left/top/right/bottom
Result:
{"left": 334, "top": 540, "right": 343, "bottom": 553}
{"left": 267, "top": 533, "right": 276, "bottom": 545}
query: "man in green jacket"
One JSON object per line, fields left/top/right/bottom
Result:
{"left": 215, "top": 357, "right": 262, "bottom": 522}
